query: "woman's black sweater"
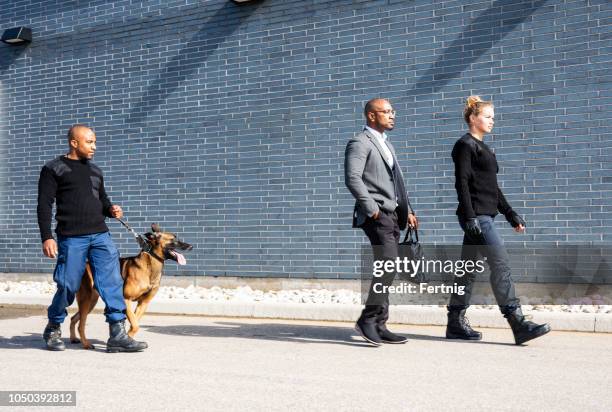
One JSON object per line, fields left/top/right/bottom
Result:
{"left": 452, "top": 133, "right": 513, "bottom": 220}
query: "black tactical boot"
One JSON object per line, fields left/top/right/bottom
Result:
{"left": 43, "top": 322, "right": 66, "bottom": 351}
{"left": 446, "top": 308, "right": 482, "bottom": 340}
{"left": 504, "top": 307, "right": 551, "bottom": 345}
{"left": 106, "top": 320, "right": 148, "bottom": 353}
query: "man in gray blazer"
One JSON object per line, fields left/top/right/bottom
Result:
{"left": 345, "top": 98, "right": 418, "bottom": 346}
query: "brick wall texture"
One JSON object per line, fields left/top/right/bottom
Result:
{"left": 0, "top": 0, "right": 610, "bottom": 278}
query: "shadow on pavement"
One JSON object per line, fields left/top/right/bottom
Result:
{"left": 143, "top": 321, "right": 517, "bottom": 347}
{"left": 0, "top": 332, "right": 107, "bottom": 351}
{"left": 0, "top": 306, "right": 517, "bottom": 348}
{"left": 145, "top": 321, "right": 373, "bottom": 348}
{"left": 0, "top": 333, "right": 45, "bottom": 350}
{"left": 406, "top": 332, "right": 517, "bottom": 347}
{"left": 0, "top": 308, "right": 110, "bottom": 351}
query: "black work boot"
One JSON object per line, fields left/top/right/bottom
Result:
{"left": 446, "top": 308, "right": 482, "bottom": 340}
{"left": 504, "top": 307, "right": 551, "bottom": 345}
{"left": 106, "top": 320, "right": 148, "bottom": 353}
{"left": 43, "top": 322, "right": 66, "bottom": 351}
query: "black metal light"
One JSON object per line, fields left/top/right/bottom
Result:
{"left": 1, "top": 27, "right": 32, "bottom": 45}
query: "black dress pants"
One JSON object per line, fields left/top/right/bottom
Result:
{"left": 359, "top": 209, "right": 400, "bottom": 326}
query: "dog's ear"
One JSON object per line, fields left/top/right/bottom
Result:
{"left": 144, "top": 232, "right": 153, "bottom": 240}
{"left": 151, "top": 223, "right": 161, "bottom": 233}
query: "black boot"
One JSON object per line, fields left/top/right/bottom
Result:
{"left": 504, "top": 307, "right": 551, "bottom": 345}
{"left": 106, "top": 320, "right": 148, "bottom": 353}
{"left": 446, "top": 308, "right": 482, "bottom": 340}
{"left": 355, "top": 318, "right": 382, "bottom": 347}
{"left": 43, "top": 322, "right": 66, "bottom": 351}
{"left": 377, "top": 325, "right": 408, "bottom": 344}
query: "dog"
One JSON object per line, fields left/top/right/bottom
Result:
{"left": 69, "top": 223, "right": 192, "bottom": 349}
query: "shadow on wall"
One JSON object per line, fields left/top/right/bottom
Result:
{"left": 126, "top": 0, "right": 265, "bottom": 125}
{"left": 409, "top": 0, "right": 548, "bottom": 96}
{"left": 0, "top": 44, "right": 28, "bottom": 74}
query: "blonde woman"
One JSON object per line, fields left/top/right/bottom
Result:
{"left": 446, "top": 96, "right": 551, "bottom": 345}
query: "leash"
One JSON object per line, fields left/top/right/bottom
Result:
{"left": 115, "top": 217, "right": 166, "bottom": 263}
{"left": 115, "top": 217, "right": 152, "bottom": 253}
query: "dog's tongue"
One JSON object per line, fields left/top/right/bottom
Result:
{"left": 170, "top": 251, "right": 186, "bottom": 265}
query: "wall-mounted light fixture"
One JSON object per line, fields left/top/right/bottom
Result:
{"left": 1, "top": 27, "right": 32, "bottom": 45}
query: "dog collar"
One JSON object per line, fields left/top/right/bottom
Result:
{"left": 138, "top": 236, "right": 165, "bottom": 263}
{"left": 144, "top": 250, "right": 165, "bottom": 263}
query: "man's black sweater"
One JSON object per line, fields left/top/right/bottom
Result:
{"left": 37, "top": 156, "right": 113, "bottom": 242}
{"left": 452, "top": 133, "right": 513, "bottom": 220}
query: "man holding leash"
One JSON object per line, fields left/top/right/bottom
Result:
{"left": 345, "top": 98, "right": 418, "bottom": 346}
{"left": 37, "top": 124, "right": 147, "bottom": 353}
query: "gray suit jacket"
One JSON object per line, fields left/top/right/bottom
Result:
{"left": 344, "top": 128, "right": 414, "bottom": 229}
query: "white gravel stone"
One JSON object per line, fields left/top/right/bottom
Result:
{"left": 0, "top": 280, "right": 611, "bottom": 313}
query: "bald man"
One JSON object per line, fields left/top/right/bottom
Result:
{"left": 37, "top": 124, "right": 146, "bottom": 353}
{"left": 345, "top": 98, "right": 418, "bottom": 346}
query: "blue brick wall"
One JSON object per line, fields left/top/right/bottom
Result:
{"left": 0, "top": 0, "right": 610, "bottom": 278}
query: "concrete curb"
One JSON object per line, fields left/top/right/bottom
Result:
{"left": 1, "top": 294, "right": 610, "bottom": 333}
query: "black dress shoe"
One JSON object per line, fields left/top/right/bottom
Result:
{"left": 377, "top": 327, "right": 408, "bottom": 344}
{"left": 43, "top": 322, "right": 65, "bottom": 351}
{"left": 355, "top": 319, "right": 382, "bottom": 346}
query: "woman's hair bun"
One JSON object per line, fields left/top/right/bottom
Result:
{"left": 466, "top": 95, "right": 482, "bottom": 109}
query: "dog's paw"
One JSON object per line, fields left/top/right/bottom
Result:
{"left": 70, "top": 338, "right": 81, "bottom": 344}
{"left": 82, "top": 343, "right": 95, "bottom": 350}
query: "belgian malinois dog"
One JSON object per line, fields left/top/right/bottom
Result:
{"left": 69, "top": 224, "right": 192, "bottom": 349}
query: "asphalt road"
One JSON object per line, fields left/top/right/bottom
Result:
{"left": 1, "top": 307, "right": 611, "bottom": 411}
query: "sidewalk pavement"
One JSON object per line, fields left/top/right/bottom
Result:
{"left": 1, "top": 310, "right": 611, "bottom": 411}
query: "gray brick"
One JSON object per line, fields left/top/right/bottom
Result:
{"left": 0, "top": 0, "right": 610, "bottom": 278}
